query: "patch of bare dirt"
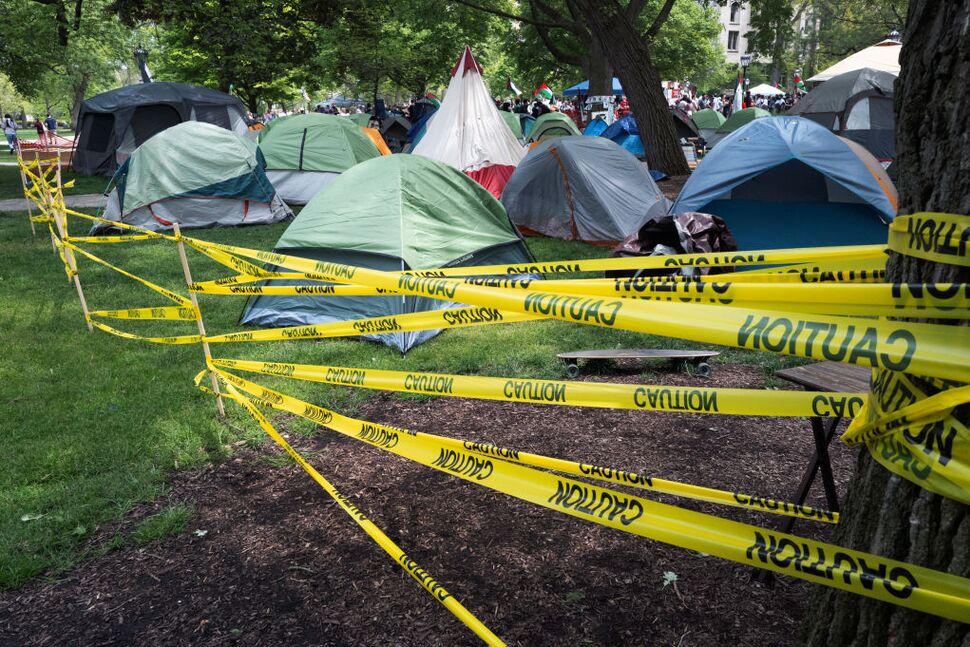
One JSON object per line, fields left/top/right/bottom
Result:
{"left": 0, "top": 363, "right": 858, "bottom": 646}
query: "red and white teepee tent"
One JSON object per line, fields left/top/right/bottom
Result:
{"left": 412, "top": 46, "right": 525, "bottom": 198}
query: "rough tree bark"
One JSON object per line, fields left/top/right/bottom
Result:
{"left": 802, "top": 2, "right": 970, "bottom": 644}
{"left": 572, "top": 0, "right": 689, "bottom": 175}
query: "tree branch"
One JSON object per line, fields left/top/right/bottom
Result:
{"left": 451, "top": 0, "right": 571, "bottom": 30}
{"left": 73, "top": 0, "right": 83, "bottom": 30}
{"left": 645, "top": 0, "right": 677, "bottom": 38}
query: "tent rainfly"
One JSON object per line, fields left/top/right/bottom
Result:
{"left": 670, "top": 116, "right": 897, "bottom": 250}
{"left": 92, "top": 121, "right": 292, "bottom": 233}
{"left": 73, "top": 82, "right": 248, "bottom": 177}
{"left": 499, "top": 110, "right": 523, "bottom": 140}
{"left": 705, "top": 107, "right": 771, "bottom": 147}
{"left": 502, "top": 136, "right": 670, "bottom": 244}
{"left": 257, "top": 113, "right": 381, "bottom": 205}
{"left": 690, "top": 109, "right": 726, "bottom": 141}
{"left": 411, "top": 46, "right": 525, "bottom": 198}
{"left": 527, "top": 112, "right": 582, "bottom": 142}
{"left": 600, "top": 115, "right": 645, "bottom": 158}
{"left": 787, "top": 67, "right": 897, "bottom": 161}
{"left": 239, "top": 154, "right": 535, "bottom": 352}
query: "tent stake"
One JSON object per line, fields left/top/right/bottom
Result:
{"left": 173, "top": 223, "right": 226, "bottom": 417}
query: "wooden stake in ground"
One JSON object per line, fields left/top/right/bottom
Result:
{"left": 49, "top": 182, "right": 93, "bottom": 332}
{"left": 173, "top": 222, "right": 226, "bottom": 417}
{"left": 16, "top": 158, "right": 37, "bottom": 236}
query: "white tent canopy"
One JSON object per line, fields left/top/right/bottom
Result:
{"left": 807, "top": 39, "right": 901, "bottom": 83}
{"left": 411, "top": 46, "right": 524, "bottom": 198}
{"left": 749, "top": 83, "right": 785, "bottom": 96}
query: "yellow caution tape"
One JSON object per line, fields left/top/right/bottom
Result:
{"left": 210, "top": 367, "right": 970, "bottom": 623}
{"left": 212, "top": 366, "right": 839, "bottom": 522}
{"left": 210, "top": 357, "right": 866, "bottom": 418}
{"left": 203, "top": 306, "right": 536, "bottom": 344}
{"left": 206, "top": 375, "right": 505, "bottom": 646}
{"left": 889, "top": 213, "right": 970, "bottom": 268}
{"left": 842, "top": 370, "right": 970, "bottom": 505}
{"left": 89, "top": 320, "right": 202, "bottom": 344}
{"left": 185, "top": 238, "right": 970, "bottom": 382}
{"left": 62, "top": 239, "right": 190, "bottom": 307}
{"left": 90, "top": 305, "right": 199, "bottom": 321}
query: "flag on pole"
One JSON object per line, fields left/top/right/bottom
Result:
{"left": 793, "top": 70, "right": 805, "bottom": 93}
{"left": 536, "top": 82, "right": 553, "bottom": 100}
{"left": 732, "top": 73, "right": 744, "bottom": 113}
{"left": 507, "top": 78, "right": 522, "bottom": 96}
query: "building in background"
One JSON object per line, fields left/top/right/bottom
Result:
{"left": 716, "top": 1, "right": 752, "bottom": 65}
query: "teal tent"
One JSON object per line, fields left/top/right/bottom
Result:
{"left": 257, "top": 113, "right": 381, "bottom": 204}
{"left": 707, "top": 108, "right": 770, "bottom": 147}
{"left": 240, "top": 155, "right": 535, "bottom": 352}
{"left": 94, "top": 121, "right": 291, "bottom": 233}
{"left": 500, "top": 110, "right": 523, "bottom": 140}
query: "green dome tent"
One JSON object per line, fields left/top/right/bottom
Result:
{"left": 240, "top": 154, "right": 535, "bottom": 352}
{"left": 93, "top": 121, "right": 292, "bottom": 233}
{"left": 257, "top": 113, "right": 381, "bottom": 205}
{"left": 707, "top": 108, "right": 771, "bottom": 147}
{"left": 527, "top": 112, "right": 582, "bottom": 142}
{"left": 499, "top": 110, "right": 523, "bottom": 140}
{"left": 690, "top": 108, "right": 726, "bottom": 140}
{"left": 347, "top": 113, "right": 371, "bottom": 127}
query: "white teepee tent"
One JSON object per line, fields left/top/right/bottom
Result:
{"left": 411, "top": 46, "right": 525, "bottom": 198}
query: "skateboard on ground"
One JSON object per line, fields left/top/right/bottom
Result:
{"left": 557, "top": 348, "right": 719, "bottom": 378}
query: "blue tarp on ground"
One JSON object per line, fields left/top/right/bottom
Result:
{"left": 670, "top": 116, "right": 897, "bottom": 250}
{"left": 563, "top": 78, "right": 624, "bottom": 96}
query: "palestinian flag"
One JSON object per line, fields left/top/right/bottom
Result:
{"left": 793, "top": 70, "right": 805, "bottom": 93}
{"left": 536, "top": 82, "right": 553, "bottom": 100}
{"left": 507, "top": 78, "right": 522, "bottom": 96}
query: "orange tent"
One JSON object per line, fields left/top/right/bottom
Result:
{"left": 361, "top": 127, "right": 391, "bottom": 155}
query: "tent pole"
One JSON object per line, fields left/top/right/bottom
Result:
{"left": 49, "top": 177, "right": 93, "bottom": 332}
{"left": 172, "top": 222, "right": 225, "bottom": 418}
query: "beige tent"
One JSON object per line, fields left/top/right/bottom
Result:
{"left": 808, "top": 39, "right": 901, "bottom": 83}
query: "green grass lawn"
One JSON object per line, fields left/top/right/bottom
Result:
{"left": 0, "top": 214, "right": 796, "bottom": 589}
{"left": 0, "top": 164, "right": 111, "bottom": 201}
{"left": 14, "top": 129, "right": 76, "bottom": 141}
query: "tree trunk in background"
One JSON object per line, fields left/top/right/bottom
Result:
{"left": 70, "top": 74, "right": 89, "bottom": 130}
{"left": 572, "top": 0, "right": 688, "bottom": 175}
{"left": 585, "top": 38, "right": 613, "bottom": 96}
{"left": 802, "top": 2, "right": 970, "bottom": 644}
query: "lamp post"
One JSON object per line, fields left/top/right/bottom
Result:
{"left": 740, "top": 53, "right": 752, "bottom": 89}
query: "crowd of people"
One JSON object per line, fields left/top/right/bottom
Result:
{"left": 676, "top": 90, "right": 797, "bottom": 117}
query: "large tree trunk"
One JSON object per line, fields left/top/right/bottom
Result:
{"left": 802, "top": 2, "right": 970, "bottom": 644}
{"left": 585, "top": 38, "right": 613, "bottom": 96}
{"left": 572, "top": 0, "right": 689, "bottom": 175}
{"left": 69, "top": 73, "right": 89, "bottom": 130}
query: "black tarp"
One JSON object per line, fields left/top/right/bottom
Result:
{"left": 72, "top": 82, "right": 246, "bottom": 176}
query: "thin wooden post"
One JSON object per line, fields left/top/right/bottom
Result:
{"left": 50, "top": 188, "right": 93, "bottom": 332}
{"left": 173, "top": 223, "right": 226, "bottom": 417}
{"left": 16, "top": 159, "right": 37, "bottom": 236}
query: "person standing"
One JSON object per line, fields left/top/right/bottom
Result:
{"left": 44, "top": 114, "right": 57, "bottom": 143}
{"left": 2, "top": 114, "right": 18, "bottom": 155}
{"left": 34, "top": 117, "right": 47, "bottom": 146}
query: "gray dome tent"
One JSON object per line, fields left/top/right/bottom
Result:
{"left": 501, "top": 136, "right": 670, "bottom": 244}
{"left": 72, "top": 82, "right": 248, "bottom": 177}
{"left": 787, "top": 67, "right": 896, "bottom": 160}
{"left": 240, "top": 154, "right": 535, "bottom": 353}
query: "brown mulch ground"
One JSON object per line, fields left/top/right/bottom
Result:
{"left": 656, "top": 174, "right": 690, "bottom": 202}
{"left": 0, "top": 363, "right": 859, "bottom": 646}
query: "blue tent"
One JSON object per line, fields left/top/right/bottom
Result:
{"left": 563, "top": 78, "right": 624, "bottom": 96}
{"left": 405, "top": 108, "right": 436, "bottom": 148}
{"left": 601, "top": 115, "right": 645, "bottom": 158}
{"left": 583, "top": 117, "right": 608, "bottom": 137}
{"left": 670, "top": 117, "right": 897, "bottom": 250}
{"left": 519, "top": 113, "right": 536, "bottom": 139}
